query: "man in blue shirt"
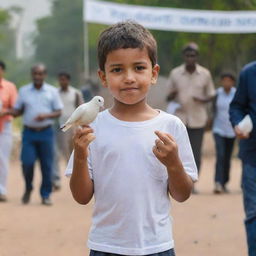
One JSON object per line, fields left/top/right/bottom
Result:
{"left": 229, "top": 61, "right": 256, "bottom": 256}
{"left": 7, "top": 64, "right": 63, "bottom": 206}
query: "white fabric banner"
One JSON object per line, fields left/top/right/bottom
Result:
{"left": 84, "top": 0, "right": 256, "bottom": 33}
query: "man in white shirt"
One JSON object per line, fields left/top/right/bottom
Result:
{"left": 52, "top": 72, "right": 84, "bottom": 190}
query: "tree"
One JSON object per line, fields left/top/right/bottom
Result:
{"left": 34, "top": 0, "right": 256, "bottom": 84}
{"left": 89, "top": 0, "right": 256, "bottom": 81}
{"left": 34, "top": 0, "right": 84, "bottom": 85}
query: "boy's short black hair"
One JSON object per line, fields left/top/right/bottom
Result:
{"left": 220, "top": 72, "right": 236, "bottom": 82}
{"left": 0, "top": 60, "right": 6, "bottom": 70}
{"left": 182, "top": 42, "right": 199, "bottom": 54}
{"left": 97, "top": 20, "right": 157, "bottom": 71}
{"left": 58, "top": 71, "right": 71, "bottom": 80}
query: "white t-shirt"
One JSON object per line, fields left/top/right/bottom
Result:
{"left": 65, "top": 109, "right": 198, "bottom": 255}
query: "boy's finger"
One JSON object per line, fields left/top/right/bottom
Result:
{"left": 83, "top": 134, "right": 96, "bottom": 145}
{"left": 81, "top": 124, "right": 91, "bottom": 129}
{"left": 155, "top": 131, "right": 171, "bottom": 145}
{"left": 152, "top": 145, "right": 160, "bottom": 156}
{"left": 152, "top": 145, "right": 164, "bottom": 158}
{"left": 78, "top": 128, "right": 94, "bottom": 138}
{"left": 165, "top": 133, "right": 175, "bottom": 141}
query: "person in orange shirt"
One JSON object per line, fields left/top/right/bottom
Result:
{"left": 0, "top": 60, "right": 17, "bottom": 202}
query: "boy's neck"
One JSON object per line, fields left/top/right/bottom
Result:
{"left": 110, "top": 100, "right": 159, "bottom": 122}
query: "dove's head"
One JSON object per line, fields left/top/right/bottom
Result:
{"left": 92, "top": 96, "right": 104, "bottom": 109}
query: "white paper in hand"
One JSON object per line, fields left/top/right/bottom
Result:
{"left": 60, "top": 96, "right": 104, "bottom": 132}
{"left": 237, "top": 114, "right": 253, "bottom": 135}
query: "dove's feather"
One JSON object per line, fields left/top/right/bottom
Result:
{"left": 61, "top": 123, "right": 73, "bottom": 132}
{"left": 60, "top": 97, "right": 103, "bottom": 132}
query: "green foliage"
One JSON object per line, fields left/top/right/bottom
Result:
{"left": 0, "top": 7, "right": 33, "bottom": 89}
{"left": 32, "top": 0, "right": 256, "bottom": 85}
{"left": 34, "top": 0, "right": 84, "bottom": 85}
{"left": 88, "top": 0, "right": 256, "bottom": 83}
{"left": 0, "top": 8, "right": 13, "bottom": 58}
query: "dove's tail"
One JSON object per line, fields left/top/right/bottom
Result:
{"left": 60, "top": 123, "right": 72, "bottom": 132}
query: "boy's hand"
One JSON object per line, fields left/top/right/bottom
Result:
{"left": 153, "top": 131, "right": 180, "bottom": 169}
{"left": 73, "top": 125, "right": 95, "bottom": 159}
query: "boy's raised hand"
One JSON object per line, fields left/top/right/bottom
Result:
{"left": 73, "top": 125, "right": 95, "bottom": 159}
{"left": 153, "top": 131, "right": 180, "bottom": 169}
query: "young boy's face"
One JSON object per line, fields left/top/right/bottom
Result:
{"left": 98, "top": 47, "right": 159, "bottom": 106}
{"left": 221, "top": 76, "right": 235, "bottom": 91}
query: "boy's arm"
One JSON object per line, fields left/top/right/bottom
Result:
{"left": 69, "top": 126, "right": 95, "bottom": 205}
{"left": 153, "top": 131, "right": 193, "bottom": 202}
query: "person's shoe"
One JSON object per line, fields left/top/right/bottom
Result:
{"left": 0, "top": 194, "right": 7, "bottom": 202}
{"left": 42, "top": 197, "right": 53, "bottom": 206}
{"left": 214, "top": 183, "right": 222, "bottom": 194}
{"left": 222, "top": 185, "right": 230, "bottom": 194}
{"left": 192, "top": 187, "right": 199, "bottom": 194}
{"left": 52, "top": 181, "right": 61, "bottom": 192}
{"left": 22, "top": 190, "right": 31, "bottom": 204}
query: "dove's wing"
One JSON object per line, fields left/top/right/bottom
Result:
{"left": 60, "top": 104, "right": 87, "bottom": 132}
{"left": 65, "top": 105, "right": 85, "bottom": 124}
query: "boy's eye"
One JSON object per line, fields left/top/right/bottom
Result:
{"left": 111, "top": 67, "right": 122, "bottom": 73}
{"left": 135, "top": 66, "right": 146, "bottom": 71}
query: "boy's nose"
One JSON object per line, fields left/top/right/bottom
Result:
{"left": 124, "top": 70, "right": 135, "bottom": 83}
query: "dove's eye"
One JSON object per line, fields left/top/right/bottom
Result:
{"left": 98, "top": 99, "right": 101, "bottom": 102}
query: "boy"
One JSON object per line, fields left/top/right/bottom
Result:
{"left": 66, "top": 21, "right": 198, "bottom": 256}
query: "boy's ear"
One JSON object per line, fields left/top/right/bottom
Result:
{"left": 98, "top": 69, "right": 108, "bottom": 88}
{"left": 151, "top": 64, "right": 160, "bottom": 85}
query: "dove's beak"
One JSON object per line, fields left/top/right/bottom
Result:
{"left": 100, "top": 105, "right": 105, "bottom": 111}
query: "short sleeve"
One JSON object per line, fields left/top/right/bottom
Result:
{"left": 52, "top": 89, "right": 63, "bottom": 111}
{"left": 65, "top": 150, "right": 93, "bottom": 179}
{"left": 175, "top": 119, "right": 198, "bottom": 182}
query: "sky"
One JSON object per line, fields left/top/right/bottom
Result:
{"left": 0, "top": 0, "right": 51, "bottom": 58}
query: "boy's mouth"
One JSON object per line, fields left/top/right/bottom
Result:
{"left": 121, "top": 87, "right": 138, "bottom": 91}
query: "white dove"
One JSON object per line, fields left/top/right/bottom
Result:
{"left": 60, "top": 96, "right": 104, "bottom": 132}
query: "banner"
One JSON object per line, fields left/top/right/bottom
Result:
{"left": 84, "top": 0, "right": 256, "bottom": 33}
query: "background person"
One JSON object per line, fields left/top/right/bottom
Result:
{"left": 212, "top": 72, "right": 236, "bottom": 194}
{"left": 166, "top": 42, "right": 215, "bottom": 182}
{"left": 229, "top": 61, "right": 256, "bottom": 256}
{"left": 5, "top": 64, "right": 63, "bottom": 206}
{"left": 52, "top": 71, "right": 84, "bottom": 190}
{"left": 0, "top": 60, "right": 17, "bottom": 202}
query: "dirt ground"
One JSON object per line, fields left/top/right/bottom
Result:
{"left": 0, "top": 133, "right": 247, "bottom": 256}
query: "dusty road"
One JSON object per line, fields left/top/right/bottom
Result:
{"left": 0, "top": 134, "right": 247, "bottom": 256}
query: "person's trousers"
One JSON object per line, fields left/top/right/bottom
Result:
{"left": 52, "top": 128, "right": 74, "bottom": 184}
{"left": 89, "top": 248, "right": 175, "bottom": 256}
{"left": 52, "top": 129, "right": 60, "bottom": 185}
{"left": 213, "top": 133, "right": 235, "bottom": 185}
{"left": 187, "top": 127, "right": 204, "bottom": 174}
{"left": 21, "top": 126, "right": 54, "bottom": 199}
{"left": 0, "top": 122, "right": 12, "bottom": 195}
{"left": 242, "top": 163, "right": 256, "bottom": 256}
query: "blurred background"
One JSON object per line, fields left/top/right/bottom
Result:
{"left": 1, "top": 0, "right": 256, "bottom": 88}
{"left": 0, "top": 2, "right": 254, "bottom": 255}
